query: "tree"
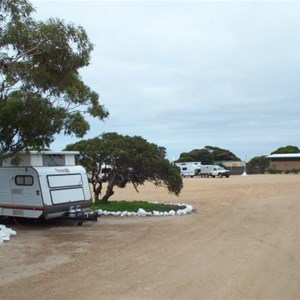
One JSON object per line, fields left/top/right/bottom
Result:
{"left": 248, "top": 155, "right": 269, "bottom": 173}
{"left": 177, "top": 146, "right": 240, "bottom": 164}
{"left": 204, "top": 146, "right": 240, "bottom": 161}
{"left": 65, "top": 133, "right": 183, "bottom": 202}
{"left": 271, "top": 145, "right": 300, "bottom": 154}
{"left": 177, "top": 148, "right": 214, "bottom": 164}
{"left": 0, "top": 0, "right": 108, "bottom": 161}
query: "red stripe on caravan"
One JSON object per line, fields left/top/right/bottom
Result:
{"left": 0, "top": 205, "right": 44, "bottom": 211}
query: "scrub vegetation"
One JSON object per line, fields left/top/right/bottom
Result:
{"left": 92, "top": 200, "right": 185, "bottom": 213}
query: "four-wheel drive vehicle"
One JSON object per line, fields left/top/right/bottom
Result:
{"left": 200, "top": 165, "right": 230, "bottom": 178}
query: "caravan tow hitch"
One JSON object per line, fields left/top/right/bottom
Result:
{"left": 76, "top": 212, "right": 99, "bottom": 226}
{"left": 68, "top": 206, "right": 99, "bottom": 226}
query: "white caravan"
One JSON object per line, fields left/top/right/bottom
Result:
{"left": 0, "top": 151, "right": 96, "bottom": 222}
{"left": 175, "top": 162, "right": 202, "bottom": 177}
{"left": 100, "top": 163, "right": 112, "bottom": 181}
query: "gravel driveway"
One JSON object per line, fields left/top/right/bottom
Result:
{"left": 1, "top": 175, "right": 300, "bottom": 300}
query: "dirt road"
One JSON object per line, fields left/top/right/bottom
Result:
{"left": 1, "top": 175, "right": 300, "bottom": 300}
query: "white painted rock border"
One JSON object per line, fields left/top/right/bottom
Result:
{"left": 96, "top": 203, "right": 194, "bottom": 217}
{"left": 0, "top": 203, "right": 194, "bottom": 243}
{"left": 0, "top": 224, "right": 17, "bottom": 244}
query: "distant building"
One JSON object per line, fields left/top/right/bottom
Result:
{"left": 221, "top": 160, "right": 268, "bottom": 175}
{"left": 267, "top": 153, "right": 300, "bottom": 172}
{"left": 219, "top": 161, "right": 246, "bottom": 175}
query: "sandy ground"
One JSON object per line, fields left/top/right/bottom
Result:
{"left": 1, "top": 174, "right": 300, "bottom": 300}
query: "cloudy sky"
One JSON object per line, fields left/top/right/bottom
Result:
{"left": 31, "top": 0, "right": 300, "bottom": 161}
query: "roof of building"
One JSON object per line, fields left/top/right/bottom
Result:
{"left": 221, "top": 161, "right": 245, "bottom": 167}
{"left": 267, "top": 153, "right": 300, "bottom": 158}
{"left": 17, "top": 151, "right": 80, "bottom": 155}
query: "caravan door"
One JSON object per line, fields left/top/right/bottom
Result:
{"left": 9, "top": 168, "right": 44, "bottom": 218}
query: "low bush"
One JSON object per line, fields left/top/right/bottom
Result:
{"left": 266, "top": 168, "right": 282, "bottom": 174}
{"left": 92, "top": 200, "right": 185, "bottom": 213}
{"left": 285, "top": 169, "right": 300, "bottom": 174}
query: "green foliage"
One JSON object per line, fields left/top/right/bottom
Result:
{"left": 0, "top": 0, "right": 108, "bottom": 160}
{"left": 271, "top": 145, "right": 300, "bottom": 154}
{"left": 248, "top": 156, "right": 269, "bottom": 168}
{"left": 266, "top": 168, "right": 282, "bottom": 174}
{"left": 205, "top": 146, "right": 240, "bottom": 161}
{"left": 177, "top": 146, "right": 240, "bottom": 164}
{"left": 285, "top": 169, "right": 300, "bottom": 174}
{"left": 178, "top": 148, "right": 213, "bottom": 164}
{"left": 267, "top": 167, "right": 300, "bottom": 174}
{"left": 65, "top": 133, "right": 183, "bottom": 202}
{"left": 91, "top": 201, "right": 185, "bottom": 213}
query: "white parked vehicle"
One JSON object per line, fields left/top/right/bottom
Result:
{"left": 0, "top": 151, "right": 96, "bottom": 223}
{"left": 175, "top": 162, "right": 202, "bottom": 177}
{"left": 99, "top": 163, "right": 112, "bottom": 181}
{"left": 200, "top": 165, "right": 230, "bottom": 178}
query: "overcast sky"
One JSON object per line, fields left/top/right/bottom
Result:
{"left": 31, "top": 0, "right": 300, "bottom": 161}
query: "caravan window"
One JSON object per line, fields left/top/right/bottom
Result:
{"left": 15, "top": 175, "right": 34, "bottom": 186}
{"left": 47, "top": 174, "right": 83, "bottom": 188}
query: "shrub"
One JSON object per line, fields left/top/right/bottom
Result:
{"left": 266, "top": 168, "right": 282, "bottom": 174}
{"left": 91, "top": 200, "right": 185, "bottom": 213}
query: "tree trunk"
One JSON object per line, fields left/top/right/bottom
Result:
{"left": 101, "top": 177, "right": 115, "bottom": 202}
{"left": 94, "top": 184, "right": 101, "bottom": 201}
{"left": 89, "top": 169, "right": 103, "bottom": 202}
{"left": 90, "top": 179, "right": 102, "bottom": 202}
